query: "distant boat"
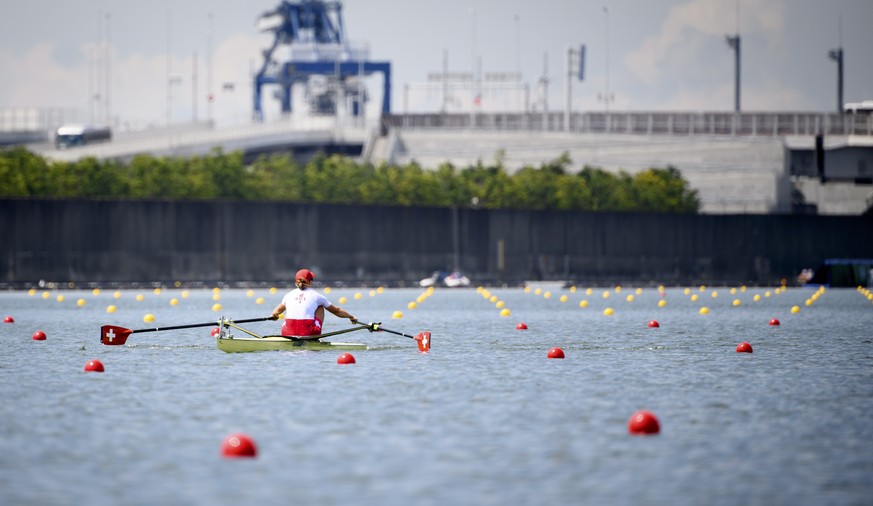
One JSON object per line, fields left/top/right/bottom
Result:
{"left": 420, "top": 271, "right": 471, "bottom": 288}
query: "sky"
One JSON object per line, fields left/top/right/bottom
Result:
{"left": 1, "top": 0, "right": 871, "bottom": 128}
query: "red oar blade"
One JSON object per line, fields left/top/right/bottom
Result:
{"left": 101, "top": 325, "right": 132, "bottom": 345}
{"left": 415, "top": 331, "right": 431, "bottom": 352}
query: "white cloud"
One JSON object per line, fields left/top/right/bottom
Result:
{"left": 624, "top": 0, "right": 785, "bottom": 86}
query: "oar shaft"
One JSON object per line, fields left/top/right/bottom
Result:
{"left": 132, "top": 317, "right": 271, "bottom": 334}
{"left": 375, "top": 327, "right": 416, "bottom": 339}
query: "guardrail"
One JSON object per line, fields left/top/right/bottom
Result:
{"left": 384, "top": 111, "right": 873, "bottom": 137}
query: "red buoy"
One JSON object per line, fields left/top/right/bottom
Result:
{"left": 547, "top": 347, "right": 565, "bottom": 359}
{"left": 515, "top": 322, "right": 528, "bottom": 330}
{"left": 210, "top": 327, "right": 221, "bottom": 337}
{"left": 221, "top": 433, "right": 257, "bottom": 458}
{"left": 32, "top": 330, "right": 47, "bottom": 341}
{"left": 628, "top": 410, "right": 660, "bottom": 435}
{"left": 648, "top": 320, "right": 660, "bottom": 328}
{"left": 3, "top": 316, "right": 13, "bottom": 323}
{"left": 84, "top": 359, "right": 105, "bottom": 372}
{"left": 769, "top": 318, "right": 780, "bottom": 326}
{"left": 736, "top": 342, "right": 753, "bottom": 353}
{"left": 337, "top": 353, "right": 356, "bottom": 364}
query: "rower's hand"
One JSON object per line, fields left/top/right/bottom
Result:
{"left": 350, "top": 317, "right": 358, "bottom": 324}
{"left": 269, "top": 314, "right": 279, "bottom": 321}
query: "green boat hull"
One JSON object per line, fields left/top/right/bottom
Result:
{"left": 216, "top": 335, "right": 368, "bottom": 353}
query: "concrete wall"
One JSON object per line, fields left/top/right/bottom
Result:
{"left": 2, "top": 198, "right": 872, "bottom": 287}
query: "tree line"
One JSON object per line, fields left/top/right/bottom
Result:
{"left": 0, "top": 147, "right": 700, "bottom": 212}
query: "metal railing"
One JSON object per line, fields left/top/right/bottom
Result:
{"left": 384, "top": 111, "right": 873, "bottom": 137}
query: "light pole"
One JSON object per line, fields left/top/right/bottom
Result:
{"left": 515, "top": 14, "right": 521, "bottom": 112}
{"left": 828, "top": 48, "right": 844, "bottom": 113}
{"left": 599, "top": 6, "right": 614, "bottom": 112}
{"left": 725, "top": 34, "right": 741, "bottom": 112}
{"left": 470, "top": 7, "right": 477, "bottom": 125}
{"left": 207, "top": 12, "right": 214, "bottom": 123}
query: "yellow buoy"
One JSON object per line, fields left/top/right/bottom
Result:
{"left": 615, "top": 286, "right": 622, "bottom": 293}
{"left": 92, "top": 288, "right": 101, "bottom": 296}
{"left": 42, "top": 291, "right": 50, "bottom": 299}
{"left": 730, "top": 288, "right": 737, "bottom": 295}
{"left": 626, "top": 295, "right": 634, "bottom": 302}
{"left": 181, "top": 290, "right": 189, "bottom": 298}
{"left": 658, "top": 299, "right": 667, "bottom": 307}
{"left": 496, "top": 300, "right": 505, "bottom": 308}
{"left": 153, "top": 288, "right": 162, "bottom": 295}
{"left": 805, "top": 299, "right": 813, "bottom": 306}
{"left": 28, "top": 288, "right": 37, "bottom": 296}
{"left": 636, "top": 288, "right": 643, "bottom": 295}
{"left": 579, "top": 300, "right": 589, "bottom": 308}
{"left": 255, "top": 297, "right": 264, "bottom": 305}
{"left": 699, "top": 307, "right": 710, "bottom": 315}
{"left": 324, "top": 287, "right": 332, "bottom": 294}
{"left": 377, "top": 287, "right": 385, "bottom": 294}
{"left": 543, "top": 291, "right": 551, "bottom": 299}
{"left": 212, "top": 303, "right": 222, "bottom": 312}
{"left": 690, "top": 294, "right": 699, "bottom": 302}
{"left": 57, "top": 295, "right": 65, "bottom": 302}
{"left": 560, "top": 295, "right": 568, "bottom": 303}
{"left": 269, "top": 287, "right": 277, "bottom": 294}
{"left": 490, "top": 295, "right": 498, "bottom": 303}
{"left": 569, "top": 286, "right": 577, "bottom": 293}
{"left": 523, "top": 286, "right": 531, "bottom": 293}
{"left": 603, "top": 307, "right": 614, "bottom": 316}
{"left": 246, "top": 289, "right": 254, "bottom": 297}
{"left": 106, "top": 305, "right": 117, "bottom": 313}
{"left": 732, "top": 299, "right": 741, "bottom": 306}
{"left": 602, "top": 291, "right": 610, "bottom": 299}
{"left": 711, "top": 291, "right": 719, "bottom": 298}
{"left": 753, "top": 294, "right": 761, "bottom": 302}
{"left": 534, "top": 288, "right": 542, "bottom": 296}
{"left": 135, "top": 294, "right": 145, "bottom": 302}
{"left": 170, "top": 298, "right": 179, "bottom": 306}
{"left": 76, "top": 298, "right": 86, "bottom": 307}
{"left": 407, "top": 301, "right": 417, "bottom": 309}
{"left": 764, "top": 291, "right": 772, "bottom": 297}
{"left": 339, "top": 296, "right": 348, "bottom": 304}
{"left": 354, "top": 292, "right": 363, "bottom": 300}
{"left": 369, "top": 290, "right": 377, "bottom": 297}
{"left": 212, "top": 293, "right": 221, "bottom": 301}
{"left": 113, "top": 291, "right": 122, "bottom": 299}
{"left": 392, "top": 310, "right": 403, "bottom": 319}
{"left": 683, "top": 288, "right": 691, "bottom": 295}
{"left": 499, "top": 308, "right": 511, "bottom": 317}
{"left": 143, "top": 313, "right": 155, "bottom": 322}
{"left": 174, "top": 281, "right": 182, "bottom": 288}
{"left": 585, "top": 288, "right": 593, "bottom": 295}
{"left": 791, "top": 305, "right": 800, "bottom": 313}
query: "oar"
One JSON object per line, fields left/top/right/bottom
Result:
{"left": 100, "top": 317, "right": 273, "bottom": 346}
{"left": 362, "top": 322, "right": 431, "bottom": 352}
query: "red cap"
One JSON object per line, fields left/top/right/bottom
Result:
{"left": 295, "top": 269, "right": 315, "bottom": 282}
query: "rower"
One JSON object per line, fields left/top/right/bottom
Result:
{"left": 270, "top": 268, "right": 358, "bottom": 338}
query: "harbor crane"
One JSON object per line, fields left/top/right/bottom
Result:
{"left": 252, "top": 0, "right": 391, "bottom": 121}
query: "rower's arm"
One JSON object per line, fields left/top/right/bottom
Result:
{"left": 270, "top": 303, "right": 286, "bottom": 320}
{"left": 326, "top": 304, "right": 357, "bottom": 324}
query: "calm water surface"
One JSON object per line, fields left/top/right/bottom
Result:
{"left": 1, "top": 285, "right": 872, "bottom": 505}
